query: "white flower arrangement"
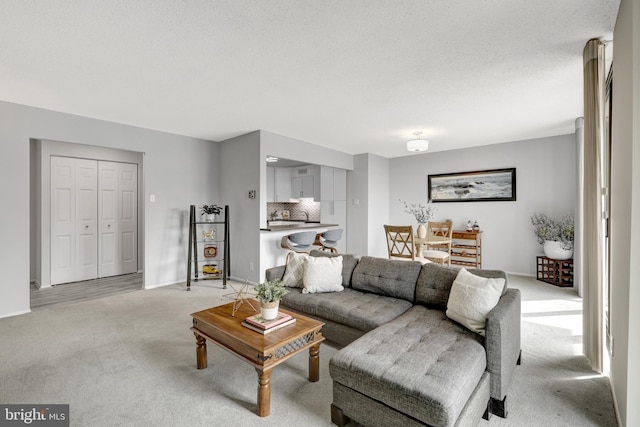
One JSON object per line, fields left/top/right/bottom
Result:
{"left": 401, "top": 199, "right": 435, "bottom": 224}
{"left": 530, "top": 213, "right": 574, "bottom": 250}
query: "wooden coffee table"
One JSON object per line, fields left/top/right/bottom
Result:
{"left": 190, "top": 300, "right": 325, "bottom": 417}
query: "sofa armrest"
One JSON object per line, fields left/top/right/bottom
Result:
{"left": 265, "top": 265, "right": 286, "bottom": 281}
{"left": 485, "top": 288, "right": 521, "bottom": 401}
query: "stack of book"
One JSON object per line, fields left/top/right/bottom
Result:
{"left": 241, "top": 312, "right": 296, "bottom": 334}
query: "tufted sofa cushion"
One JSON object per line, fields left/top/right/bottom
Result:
{"left": 280, "top": 287, "right": 413, "bottom": 332}
{"left": 329, "top": 305, "right": 486, "bottom": 427}
{"left": 415, "top": 263, "right": 508, "bottom": 310}
{"left": 351, "top": 256, "right": 422, "bottom": 303}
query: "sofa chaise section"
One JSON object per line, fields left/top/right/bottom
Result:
{"left": 330, "top": 305, "right": 490, "bottom": 427}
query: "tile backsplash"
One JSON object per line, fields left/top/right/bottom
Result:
{"left": 267, "top": 200, "right": 321, "bottom": 222}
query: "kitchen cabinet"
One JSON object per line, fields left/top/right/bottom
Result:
{"left": 320, "top": 166, "right": 346, "bottom": 201}
{"left": 320, "top": 200, "right": 346, "bottom": 253}
{"left": 291, "top": 175, "right": 314, "bottom": 198}
{"left": 320, "top": 166, "right": 347, "bottom": 252}
{"left": 274, "top": 167, "right": 292, "bottom": 202}
{"left": 266, "top": 166, "right": 275, "bottom": 202}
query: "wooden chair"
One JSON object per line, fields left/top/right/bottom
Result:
{"left": 383, "top": 225, "right": 430, "bottom": 264}
{"left": 422, "top": 221, "right": 453, "bottom": 265}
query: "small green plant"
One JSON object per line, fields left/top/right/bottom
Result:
{"left": 400, "top": 199, "right": 435, "bottom": 224}
{"left": 200, "top": 204, "right": 222, "bottom": 216}
{"left": 530, "top": 213, "right": 574, "bottom": 250}
{"left": 254, "top": 279, "right": 289, "bottom": 304}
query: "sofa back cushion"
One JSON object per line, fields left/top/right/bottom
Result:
{"left": 416, "top": 263, "right": 508, "bottom": 310}
{"left": 351, "top": 256, "right": 422, "bottom": 302}
{"left": 309, "top": 250, "right": 359, "bottom": 288}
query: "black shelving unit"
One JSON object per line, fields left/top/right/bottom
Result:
{"left": 187, "top": 204, "right": 230, "bottom": 290}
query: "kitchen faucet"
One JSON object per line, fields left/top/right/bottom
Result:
{"left": 302, "top": 210, "right": 309, "bottom": 221}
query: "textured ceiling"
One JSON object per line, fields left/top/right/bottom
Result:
{"left": 0, "top": 0, "right": 620, "bottom": 158}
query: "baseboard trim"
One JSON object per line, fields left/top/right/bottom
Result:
{"left": 229, "top": 276, "right": 258, "bottom": 286}
{"left": 144, "top": 280, "right": 182, "bottom": 290}
{"left": 0, "top": 309, "right": 31, "bottom": 319}
{"left": 608, "top": 376, "right": 622, "bottom": 426}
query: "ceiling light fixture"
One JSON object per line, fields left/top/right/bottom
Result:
{"left": 406, "top": 131, "right": 429, "bottom": 152}
{"left": 266, "top": 156, "right": 279, "bottom": 163}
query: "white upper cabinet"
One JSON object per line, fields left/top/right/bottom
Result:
{"left": 290, "top": 165, "right": 320, "bottom": 200}
{"left": 320, "top": 166, "right": 347, "bottom": 201}
{"left": 266, "top": 166, "right": 275, "bottom": 202}
{"left": 291, "top": 175, "right": 314, "bottom": 199}
{"left": 274, "top": 167, "right": 292, "bottom": 202}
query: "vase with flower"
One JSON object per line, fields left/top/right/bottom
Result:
{"left": 400, "top": 199, "right": 435, "bottom": 238}
{"left": 530, "top": 213, "right": 574, "bottom": 260}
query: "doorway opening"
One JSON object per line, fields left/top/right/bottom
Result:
{"left": 29, "top": 139, "right": 145, "bottom": 308}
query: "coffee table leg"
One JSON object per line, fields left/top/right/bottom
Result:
{"left": 256, "top": 368, "right": 271, "bottom": 417}
{"left": 194, "top": 333, "right": 207, "bottom": 369}
{"left": 309, "top": 343, "right": 320, "bottom": 382}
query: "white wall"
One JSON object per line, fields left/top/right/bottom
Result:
{"left": 388, "top": 134, "right": 577, "bottom": 275}
{"left": 0, "top": 101, "right": 219, "bottom": 318}
{"left": 611, "top": 0, "right": 640, "bottom": 424}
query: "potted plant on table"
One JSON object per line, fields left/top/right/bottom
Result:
{"left": 530, "top": 213, "right": 574, "bottom": 260}
{"left": 201, "top": 204, "right": 222, "bottom": 222}
{"left": 400, "top": 199, "right": 435, "bottom": 238}
{"left": 254, "top": 279, "right": 289, "bottom": 320}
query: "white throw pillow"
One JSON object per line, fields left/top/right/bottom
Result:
{"left": 282, "top": 252, "right": 308, "bottom": 288}
{"left": 302, "top": 256, "right": 344, "bottom": 294}
{"left": 446, "top": 268, "right": 505, "bottom": 336}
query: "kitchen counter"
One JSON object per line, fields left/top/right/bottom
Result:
{"left": 259, "top": 222, "right": 341, "bottom": 281}
{"left": 260, "top": 221, "right": 339, "bottom": 231}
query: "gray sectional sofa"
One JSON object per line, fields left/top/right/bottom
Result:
{"left": 265, "top": 250, "right": 521, "bottom": 427}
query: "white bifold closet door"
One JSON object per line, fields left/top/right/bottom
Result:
{"left": 51, "top": 157, "right": 98, "bottom": 284}
{"left": 98, "top": 161, "right": 138, "bottom": 277}
{"left": 51, "top": 157, "right": 137, "bottom": 285}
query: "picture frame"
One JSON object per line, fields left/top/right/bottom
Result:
{"left": 428, "top": 168, "right": 516, "bottom": 202}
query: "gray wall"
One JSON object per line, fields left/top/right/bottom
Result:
{"left": 611, "top": 0, "right": 640, "bottom": 424}
{"left": 220, "top": 131, "right": 262, "bottom": 284}
{"left": 388, "top": 134, "right": 578, "bottom": 275}
{"left": 0, "top": 100, "right": 219, "bottom": 318}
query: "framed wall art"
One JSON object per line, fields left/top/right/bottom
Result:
{"left": 428, "top": 168, "right": 516, "bottom": 202}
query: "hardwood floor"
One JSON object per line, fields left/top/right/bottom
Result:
{"left": 30, "top": 273, "right": 143, "bottom": 311}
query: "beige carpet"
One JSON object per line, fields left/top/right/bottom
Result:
{"left": 0, "top": 276, "right": 618, "bottom": 426}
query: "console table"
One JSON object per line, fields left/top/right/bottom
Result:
{"left": 536, "top": 256, "right": 573, "bottom": 287}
